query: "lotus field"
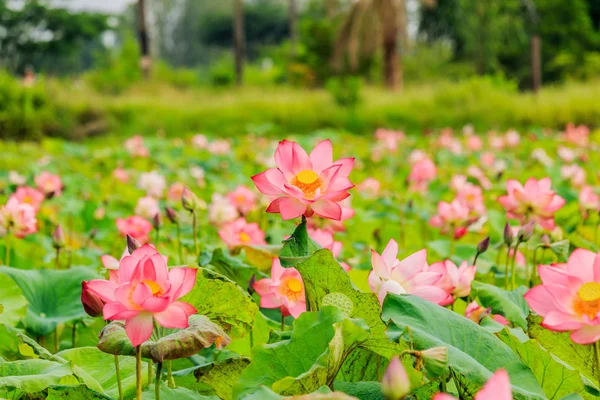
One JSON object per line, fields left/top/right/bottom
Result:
{"left": 2, "top": 125, "right": 600, "bottom": 400}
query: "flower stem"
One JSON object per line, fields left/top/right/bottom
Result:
{"left": 55, "top": 248, "right": 60, "bottom": 269}
{"left": 511, "top": 240, "right": 521, "bottom": 290}
{"left": 192, "top": 211, "right": 199, "bottom": 258}
{"left": 114, "top": 355, "right": 123, "bottom": 400}
{"left": 148, "top": 360, "right": 153, "bottom": 386}
{"left": 135, "top": 346, "right": 142, "bottom": 400}
{"left": 594, "top": 341, "right": 600, "bottom": 392}
{"left": 155, "top": 362, "right": 163, "bottom": 400}
{"left": 167, "top": 361, "right": 175, "bottom": 389}
{"left": 504, "top": 245, "right": 512, "bottom": 290}
{"left": 72, "top": 321, "right": 77, "bottom": 348}
{"left": 176, "top": 223, "right": 183, "bottom": 264}
{"left": 4, "top": 230, "right": 10, "bottom": 266}
{"left": 155, "top": 226, "right": 160, "bottom": 246}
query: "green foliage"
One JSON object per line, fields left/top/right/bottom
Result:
{"left": 279, "top": 219, "right": 321, "bottom": 267}
{"left": 0, "top": 359, "right": 78, "bottom": 394}
{"left": 326, "top": 77, "right": 363, "bottom": 110}
{"left": 471, "top": 282, "right": 529, "bottom": 329}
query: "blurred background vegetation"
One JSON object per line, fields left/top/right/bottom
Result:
{"left": 1, "top": 0, "right": 599, "bottom": 140}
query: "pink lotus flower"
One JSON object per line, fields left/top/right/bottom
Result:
{"left": 124, "top": 135, "right": 149, "bottom": 157}
{"left": 10, "top": 186, "right": 44, "bottom": 211}
{"left": 135, "top": 196, "right": 160, "bottom": 220}
{"left": 138, "top": 171, "right": 166, "bottom": 198}
{"left": 467, "top": 165, "right": 491, "bottom": 190}
{"left": 369, "top": 239, "right": 452, "bottom": 305}
{"left": 374, "top": 128, "right": 405, "bottom": 152}
{"left": 563, "top": 123, "right": 589, "bottom": 147}
{"left": 429, "top": 260, "right": 476, "bottom": 299}
{"left": 504, "top": 130, "right": 520, "bottom": 147}
{"left": 0, "top": 198, "right": 38, "bottom": 238}
{"left": 227, "top": 185, "right": 258, "bottom": 215}
{"left": 191, "top": 134, "right": 208, "bottom": 149}
{"left": 557, "top": 146, "right": 576, "bottom": 163}
{"left": 497, "top": 178, "right": 565, "bottom": 230}
{"left": 524, "top": 249, "right": 600, "bottom": 344}
{"left": 309, "top": 197, "right": 355, "bottom": 233}
{"left": 208, "top": 194, "right": 238, "bottom": 225}
{"left": 561, "top": 164, "right": 586, "bottom": 188}
{"left": 35, "top": 171, "right": 63, "bottom": 197}
{"left": 308, "top": 228, "right": 342, "bottom": 258}
{"left": 580, "top": 186, "right": 599, "bottom": 212}
{"left": 357, "top": 177, "right": 381, "bottom": 197}
{"left": 112, "top": 167, "right": 129, "bottom": 183}
{"left": 433, "top": 369, "right": 511, "bottom": 400}
{"left": 208, "top": 139, "right": 231, "bottom": 155}
{"left": 116, "top": 216, "right": 153, "bottom": 244}
{"left": 85, "top": 245, "right": 197, "bottom": 346}
{"left": 218, "top": 217, "right": 266, "bottom": 249}
{"left": 253, "top": 258, "right": 306, "bottom": 318}
{"left": 465, "top": 301, "right": 509, "bottom": 325}
{"left": 429, "top": 199, "right": 470, "bottom": 239}
{"left": 8, "top": 171, "right": 26, "bottom": 186}
{"left": 252, "top": 139, "right": 354, "bottom": 221}
{"left": 480, "top": 152, "right": 496, "bottom": 168}
{"left": 167, "top": 182, "right": 186, "bottom": 202}
{"left": 466, "top": 135, "right": 483, "bottom": 151}
{"left": 408, "top": 158, "right": 437, "bottom": 193}
{"left": 455, "top": 183, "right": 486, "bottom": 218}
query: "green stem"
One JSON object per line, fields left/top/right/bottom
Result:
{"left": 4, "top": 231, "right": 10, "bottom": 266}
{"left": 72, "top": 321, "right": 77, "bottom": 348}
{"left": 114, "top": 355, "right": 123, "bottom": 400}
{"left": 192, "top": 211, "right": 199, "bottom": 258}
{"left": 135, "top": 346, "right": 142, "bottom": 400}
{"left": 155, "top": 227, "right": 160, "bottom": 245}
{"left": 249, "top": 330, "right": 254, "bottom": 349}
{"left": 449, "top": 235, "right": 456, "bottom": 256}
{"left": 155, "top": 362, "right": 163, "bottom": 400}
{"left": 55, "top": 248, "right": 60, "bottom": 269}
{"left": 54, "top": 328, "right": 59, "bottom": 353}
{"left": 594, "top": 341, "right": 600, "bottom": 392}
{"left": 473, "top": 251, "right": 480, "bottom": 266}
{"left": 511, "top": 240, "right": 521, "bottom": 290}
{"left": 504, "top": 245, "right": 512, "bottom": 290}
{"left": 148, "top": 360, "right": 153, "bottom": 386}
{"left": 167, "top": 361, "right": 175, "bottom": 389}
{"left": 495, "top": 244, "right": 502, "bottom": 267}
{"left": 176, "top": 223, "right": 183, "bottom": 264}
{"left": 530, "top": 247, "right": 538, "bottom": 287}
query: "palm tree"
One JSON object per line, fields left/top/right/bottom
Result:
{"left": 233, "top": 0, "right": 245, "bottom": 86}
{"left": 333, "top": 0, "right": 410, "bottom": 91}
{"left": 136, "top": 0, "right": 151, "bottom": 79}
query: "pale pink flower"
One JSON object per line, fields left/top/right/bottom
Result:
{"left": 557, "top": 146, "right": 576, "bottom": 162}
{"left": 450, "top": 175, "right": 468, "bottom": 192}
{"left": 135, "top": 196, "right": 160, "bottom": 220}
{"left": 0, "top": 198, "right": 38, "bottom": 238}
{"left": 368, "top": 240, "right": 452, "bottom": 305}
{"left": 218, "top": 217, "right": 266, "bottom": 249}
{"left": 308, "top": 228, "right": 342, "bottom": 258}
{"left": 561, "top": 164, "right": 586, "bottom": 188}
{"left": 10, "top": 187, "right": 44, "bottom": 211}
{"left": 112, "top": 167, "right": 129, "bottom": 183}
{"left": 429, "top": 260, "right": 476, "bottom": 298}
{"left": 124, "top": 135, "right": 149, "bottom": 157}
{"left": 524, "top": 249, "right": 600, "bottom": 344}
{"left": 374, "top": 128, "right": 405, "bottom": 152}
{"left": 253, "top": 258, "right": 306, "bottom": 318}
{"left": 465, "top": 301, "right": 510, "bottom": 325}
{"left": 480, "top": 152, "right": 496, "bottom": 168}
{"left": 252, "top": 139, "right": 354, "bottom": 221}
{"left": 433, "top": 369, "right": 511, "bottom": 400}
{"left": 208, "top": 194, "right": 238, "bottom": 225}
{"left": 167, "top": 182, "right": 186, "bottom": 202}
{"left": 227, "top": 185, "right": 258, "bottom": 215}
{"left": 8, "top": 171, "right": 26, "bottom": 186}
{"left": 116, "top": 216, "right": 153, "bottom": 244}
{"left": 504, "top": 130, "right": 520, "bottom": 147}
{"left": 429, "top": 199, "right": 470, "bottom": 239}
{"left": 357, "top": 177, "right": 381, "bottom": 197}
{"left": 192, "top": 134, "right": 208, "bottom": 149}
{"left": 497, "top": 177, "right": 565, "bottom": 230}
{"left": 190, "top": 166, "right": 206, "bottom": 187}
{"left": 85, "top": 245, "right": 196, "bottom": 346}
{"left": 408, "top": 158, "right": 437, "bottom": 193}
{"left": 489, "top": 133, "right": 505, "bottom": 150}
{"left": 311, "top": 198, "right": 355, "bottom": 233}
{"left": 138, "top": 171, "right": 166, "bottom": 198}
{"left": 408, "top": 149, "right": 427, "bottom": 164}
{"left": 466, "top": 135, "right": 483, "bottom": 151}
{"left": 580, "top": 186, "right": 600, "bottom": 212}
{"left": 455, "top": 183, "right": 486, "bottom": 218}
{"left": 35, "top": 171, "right": 63, "bottom": 197}
{"left": 563, "top": 123, "right": 589, "bottom": 147}
{"left": 208, "top": 139, "right": 231, "bottom": 155}
{"left": 466, "top": 165, "right": 491, "bottom": 190}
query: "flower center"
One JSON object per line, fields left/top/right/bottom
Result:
{"left": 239, "top": 232, "right": 251, "bottom": 243}
{"left": 291, "top": 169, "right": 322, "bottom": 200}
{"left": 574, "top": 282, "right": 600, "bottom": 319}
{"left": 143, "top": 280, "right": 164, "bottom": 296}
{"left": 282, "top": 278, "right": 303, "bottom": 301}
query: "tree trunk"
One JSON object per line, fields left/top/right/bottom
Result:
{"left": 531, "top": 34, "right": 542, "bottom": 92}
{"left": 378, "top": 0, "right": 402, "bottom": 91}
{"left": 289, "top": 0, "right": 298, "bottom": 58}
{"left": 233, "top": 0, "right": 245, "bottom": 86}
{"left": 136, "top": 0, "right": 151, "bottom": 79}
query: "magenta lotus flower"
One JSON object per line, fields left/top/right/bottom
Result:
{"left": 10, "top": 186, "right": 44, "bottom": 211}
{"left": 429, "top": 199, "right": 470, "bottom": 239}
{"left": 524, "top": 249, "right": 600, "bottom": 344}
{"left": 85, "top": 245, "right": 197, "bottom": 346}
{"left": 226, "top": 185, "right": 258, "bottom": 215}
{"left": 35, "top": 171, "right": 63, "bottom": 197}
{"left": 218, "top": 217, "right": 266, "bottom": 249}
{"left": 433, "top": 369, "right": 511, "bottom": 400}
{"left": 498, "top": 177, "right": 565, "bottom": 230}
{"left": 253, "top": 258, "right": 306, "bottom": 318}
{"left": 116, "top": 216, "right": 153, "bottom": 244}
{"left": 251, "top": 139, "right": 354, "bottom": 221}
{"left": 429, "top": 260, "right": 476, "bottom": 299}
{"left": 368, "top": 239, "right": 452, "bottom": 305}
{"left": 0, "top": 198, "right": 38, "bottom": 238}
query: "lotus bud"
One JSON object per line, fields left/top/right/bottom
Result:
{"left": 550, "top": 239, "right": 570, "bottom": 260}
{"left": 52, "top": 225, "right": 66, "bottom": 249}
{"left": 81, "top": 281, "right": 105, "bottom": 317}
{"left": 550, "top": 226, "right": 564, "bottom": 242}
{"left": 382, "top": 356, "right": 410, "bottom": 400}
{"left": 517, "top": 221, "right": 534, "bottom": 242}
{"left": 477, "top": 236, "right": 490, "bottom": 254}
{"left": 153, "top": 212, "right": 162, "bottom": 230}
{"left": 541, "top": 234, "right": 551, "bottom": 247}
{"left": 89, "top": 228, "right": 98, "bottom": 241}
{"left": 503, "top": 222, "right": 513, "bottom": 246}
{"left": 420, "top": 346, "right": 448, "bottom": 378}
{"left": 182, "top": 187, "right": 200, "bottom": 212}
{"left": 126, "top": 234, "right": 141, "bottom": 254}
{"left": 165, "top": 207, "right": 179, "bottom": 224}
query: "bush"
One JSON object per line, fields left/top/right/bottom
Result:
{"left": 326, "top": 76, "right": 363, "bottom": 109}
